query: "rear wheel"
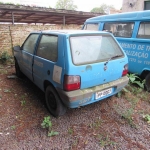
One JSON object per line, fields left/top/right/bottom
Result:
{"left": 145, "top": 73, "right": 150, "bottom": 92}
{"left": 15, "top": 59, "right": 23, "bottom": 78}
{"left": 45, "top": 86, "right": 66, "bottom": 117}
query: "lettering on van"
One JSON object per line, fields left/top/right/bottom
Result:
{"left": 124, "top": 50, "right": 148, "bottom": 59}
{"left": 119, "top": 42, "right": 150, "bottom": 66}
{"left": 120, "top": 43, "right": 146, "bottom": 51}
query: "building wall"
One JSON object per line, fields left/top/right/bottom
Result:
{"left": 0, "top": 24, "right": 81, "bottom": 56}
{"left": 122, "top": 0, "right": 145, "bottom": 12}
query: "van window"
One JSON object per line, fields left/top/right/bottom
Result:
{"left": 103, "top": 22, "right": 134, "bottom": 38}
{"left": 137, "top": 22, "right": 150, "bottom": 39}
{"left": 36, "top": 35, "right": 58, "bottom": 62}
{"left": 83, "top": 23, "right": 99, "bottom": 30}
{"left": 70, "top": 35, "right": 123, "bottom": 65}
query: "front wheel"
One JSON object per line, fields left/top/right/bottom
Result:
{"left": 45, "top": 86, "right": 66, "bottom": 117}
{"left": 145, "top": 73, "right": 150, "bottom": 92}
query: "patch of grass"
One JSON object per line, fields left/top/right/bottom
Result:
{"left": 89, "top": 118, "right": 103, "bottom": 129}
{"left": 97, "top": 134, "right": 116, "bottom": 147}
{"left": 121, "top": 108, "right": 134, "bottom": 124}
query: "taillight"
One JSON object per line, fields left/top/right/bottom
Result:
{"left": 63, "top": 75, "right": 80, "bottom": 91}
{"left": 122, "top": 64, "right": 128, "bottom": 76}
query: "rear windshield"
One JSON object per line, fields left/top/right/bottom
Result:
{"left": 70, "top": 35, "right": 124, "bottom": 65}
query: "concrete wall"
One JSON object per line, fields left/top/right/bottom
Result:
{"left": 122, "top": 0, "right": 145, "bottom": 12}
{"left": 0, "top": 24, "right": 81, "bottom": 56}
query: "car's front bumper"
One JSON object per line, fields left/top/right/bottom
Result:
{"left": 56, "top": 76, "right": 129, "bottom": 108}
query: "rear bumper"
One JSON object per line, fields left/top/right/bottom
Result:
{"left": 56, "top": 76, "right": 129, "bottom": 108}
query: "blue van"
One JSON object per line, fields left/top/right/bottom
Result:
{"left": 13, "top": 30, "right": 128, "bottom": 117}
{"left": 83, "top": 10, "right": 150, "bottom": 91}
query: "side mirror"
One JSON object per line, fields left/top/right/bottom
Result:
{"left": 13, "top": 45, "right": 21, "bottom": 51}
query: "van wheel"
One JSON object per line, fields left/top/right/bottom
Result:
{"left": 15, "top": 59, "right": 23, "bottom": 78}
{"left": 45, "top": 86, "right": 66, "bottom": 117}
{"left": 145, "top": 73, "right": 150, "bottom": 92}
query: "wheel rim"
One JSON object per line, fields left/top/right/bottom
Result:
{"left": 47, "top": 92, "right": 57, "bottom": 110}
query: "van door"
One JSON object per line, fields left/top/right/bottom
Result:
{"left": 20, "top": 34, "right": 39, "bottom": 81}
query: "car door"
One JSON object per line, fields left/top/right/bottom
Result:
{"left": 20, "top": 33, "right": 39, "bottom": 81}
{"left": 33, "top": 34, "right": 60, "bottom": 91}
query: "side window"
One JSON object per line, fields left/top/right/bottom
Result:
{"left": 23, "top": 34, "right": 39, "bottom": 54}
{"left": 137, "top": 22, "right": 150, "bottom": 39}
{"left": 83, "top": 23, "right": 99, "bottom": 30}
{"left": 103, "top": 22, "right": 134, "bottom": 38}
{"left": 36, "top": 35, "right": 58, "bottom": 62}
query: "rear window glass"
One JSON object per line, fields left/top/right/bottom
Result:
{"left": 137, "top": 22, "right": 150, "bottom": 39}
{"left": 83, "top": 23, "right": 99, "bottom": 30}
{"left": 70, "top": 35, "right": 123, "bottom": 65}
{"left": 103, "top": 22, "right": 134, "bottom": 38}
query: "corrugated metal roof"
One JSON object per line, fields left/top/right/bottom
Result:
{"left": 0, "top": 4, "right": 103, "bottom": 25}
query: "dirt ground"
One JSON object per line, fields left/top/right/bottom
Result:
{"left": 0, "top": 65, "right": 150, "bottom": 150}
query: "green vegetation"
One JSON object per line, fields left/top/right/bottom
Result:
{"left": 127, "top": 73, "right": 145, "bottom": 89}
{"left": 0, "top": 51, "right": 10, "bottom": 64}
{"left": 98, "top": 134, "right": 116, "bottom": 147}
{"left": 41, "top": 116, "right": 59, "bottom": 137}
{"left": 68, "top": 127, "right": 73, "bottom": 134}
{"left": 143, "top": 114, "right": 150, "bottom": 123}
{"left": 91, "top": 4, "right": 115, "bottom": 13}
{"left": 55, "top": 0, "right": 77, "bottom": 10}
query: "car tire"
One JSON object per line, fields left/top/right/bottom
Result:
{"left": 45, "top": 85, "right": 66, "bottom": 117}
{"left": 145, "top": 73, "right": 150, "bottom": 92}
{"left": 15, "top": 59, "right": 23, "bottom": 78}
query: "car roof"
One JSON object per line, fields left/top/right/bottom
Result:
{"left": 31, "top": 30, "right": 109, "bottom": 35}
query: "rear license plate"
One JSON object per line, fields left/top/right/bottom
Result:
{"left": 95, "top": 88, "right": 112, "bottom": 99}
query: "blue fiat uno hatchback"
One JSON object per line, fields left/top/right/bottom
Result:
{"left": 13, "top": 30, "right": 129, "bottom": 117}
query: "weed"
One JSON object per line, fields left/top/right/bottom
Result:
{"left": 116, "top": 87, "right": 129, "bottom": 98}
{"left": 98, "top": 134, "right": 116, "bottom": 147}
{"left": 143, "top": 114, "right": 150, "bottom": 123}
{"left": 127, "top": 73, "right": 145, "bottom": 89}
{"left": 0, "top": 51, "right": 11, "bottom": 64}
{"left": 68, "top": 128, "right": 73, "bottom": 134}
{"left": 48, "top": 130, "right": 59, "bottom": 137}
{"left": 41, "top": 116, "right": 52, "bottom": 128}
{"left": 41, "top": 116, "right": 59, "bottom": 137}
{"left": 90, "top": 118, "right": 102, "bottom": 129}
{"left": 11, "top": 125, "right": 16, "bottom": 130}
{"left": 121, "top": 108, "right": 136, "bottom": 127}
{"left": 21, "top": 100, "right": 26, "bottom": 106}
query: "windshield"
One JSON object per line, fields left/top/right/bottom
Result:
{"left": 70, "top": 35, "right": 124, "bottom": 65}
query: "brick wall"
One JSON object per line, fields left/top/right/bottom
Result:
{"left": 0, "top": 24, "right": 81, "bottom": 56}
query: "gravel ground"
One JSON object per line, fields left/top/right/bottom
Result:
{"left": 0, "top": 65, "right": 150, "bottom": 150}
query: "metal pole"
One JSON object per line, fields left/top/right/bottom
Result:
{"left": 12, "top": 12, "right": 14, "bottom": 25}
{"left": 63, "top": 15, "right": 66, "bottom": 29}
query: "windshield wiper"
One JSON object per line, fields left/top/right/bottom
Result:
{"left": 104, "top": 54, "right": 123, "bottom": 66}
